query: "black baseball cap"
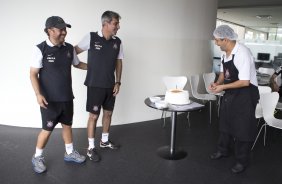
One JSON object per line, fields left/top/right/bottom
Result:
{"left": 45, "top": 16, "right": 71, "bottom": 29}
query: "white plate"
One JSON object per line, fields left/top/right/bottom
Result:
{"left": 149, "top": 96, "right": 161, "bottom": 103}
{"left": 155, "top": 100, "right": 168, "bottom": 108}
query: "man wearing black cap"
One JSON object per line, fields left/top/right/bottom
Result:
{"left": 30, "top": 16, "right": 87, "bottom": 174}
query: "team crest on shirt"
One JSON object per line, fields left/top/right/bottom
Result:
{"left": 93, "top": 105, "right": 99, "bottom": 112}
{"left": 47, "top": 121, "right": 54, "bottom": 128}
{"left": 94, "top": 42, "right": 102, "bottom": 50}
{"left": 67, "top": 51, "right": 71, "bottom": 58}
{"left": 113, "top": 43, "right": 118, "bottom": 50}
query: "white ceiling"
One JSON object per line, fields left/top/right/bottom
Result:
{"left": 217, "top": 0, "right": 282, "bottom": 33}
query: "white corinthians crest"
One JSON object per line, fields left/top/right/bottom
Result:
{"left": 113, "top": 43, "right": 118, "bottom": 49}
{"left": 47, "top": 121, "right": 54, "bottom": 128}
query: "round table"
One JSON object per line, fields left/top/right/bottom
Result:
{"left": 144, "top": 96, "right": 205, "bottom": 160}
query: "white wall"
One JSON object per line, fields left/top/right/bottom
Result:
{"left": 0, "top": 0, "right": 217, "bottom": 128}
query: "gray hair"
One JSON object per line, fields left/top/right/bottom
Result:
{"left": 101, "top": 11, "right": 121, "bottom": 25}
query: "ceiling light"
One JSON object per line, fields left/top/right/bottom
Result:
{"left": 256, "top": 15, "right": 272, "bottom": 19}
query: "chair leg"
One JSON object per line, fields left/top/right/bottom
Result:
{"left": 263, "top": 123, "right": 267, "bottom": 146}
{"left": 251, "top": 123, "right": 267, "bottom": 150}
{"left": 209, "top": 101, "right": 212, "bottom": 124}
{"left": 161, "top": 110, "right": 166, "bottom": 128}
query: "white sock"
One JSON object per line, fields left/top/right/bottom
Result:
{"left": 101, "top": 133, "right": 109, "bottom": 143}
{"left": 88, "top": 138, "right": 95, "bottom": 150}
{"left": 65, "top": 143, "right": 74, "bottom": 155}
{"left": 35, "top": 148, "right": 43, "bottom": 157}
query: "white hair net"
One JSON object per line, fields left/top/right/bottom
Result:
{"left": 213, "top": 25, "right": 238, "bottom": 40}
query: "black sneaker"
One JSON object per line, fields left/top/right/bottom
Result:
{"left": 87, "top": 148, "right": 101, "bottom": 162}
{"left": 100, "top": 140, "right": 119, "bottom": 149}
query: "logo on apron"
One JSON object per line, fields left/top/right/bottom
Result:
{"left": 225, "top": 69, "right": 231, "bottom": 80}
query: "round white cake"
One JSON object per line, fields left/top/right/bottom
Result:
{"left": 165, "top": 89, "right": 190, "bottom": 105}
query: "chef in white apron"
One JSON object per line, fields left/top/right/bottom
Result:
{"left": 209, "top": 25, "right": 259, "bottom": 174}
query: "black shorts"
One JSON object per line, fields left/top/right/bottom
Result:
{"left": 40, "top": 101, "right": 73, "bottom": 131}
{"left": 86, "top": 87, "right": 116, "bottom": 114}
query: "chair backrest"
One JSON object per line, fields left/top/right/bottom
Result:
{"left": 258, "top": 67, "right": 275, "bottom": 76}
{"left": 190, "top": 75, "right": 200, "bottom": 97}
{"left": 255, "top": 86, "right": 272, "bottom": 119}
{"left": 190, "top": 74, "right": 217, "bottom": 101}
{"left": 258, "top": 86, "right": 271, "bottom": 94}
{"left": 260, "top": 92, "right": 279, "bottom": 126}
{"left": 162, "top": 76, "right": 187, "bottom": 90}
{"left": 203, "top": 72, "right": 216, "bottom": 94}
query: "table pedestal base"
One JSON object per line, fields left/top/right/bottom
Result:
{"left": 157, "top": 146, "right": 187, "bottom": 160}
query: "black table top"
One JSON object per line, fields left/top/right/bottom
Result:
{"left": 144, "top": 96, "right": 205, "bottom": 113}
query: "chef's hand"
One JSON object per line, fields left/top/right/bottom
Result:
{"left": 210, "top": 84, "right": 224, "bottom": 93}
{"left": 208, "top": 83, "right": 218, "bottom": 92}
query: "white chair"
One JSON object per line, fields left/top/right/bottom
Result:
{"left": 252, "top": 92, "right": 282, "bottom": 150}
{"left": 190, "top": 75, "right": 216, "bottom": 124}
{"left": 203, "top": 72, "right": 224, "bottom": 116}
{"left": 203, "top": 72, "right": 216, "bottom": 94}
{"left": 255, "top": 86, "right": 272, "bottom": 121}
{"left": 257, "top": 67, "right": 275, "bottom": 86}
{"left": 161, "top": 76, "right": 188, "bottom": 127}
{"left": 258, "top": 86, "right": 272, "bottom": 94}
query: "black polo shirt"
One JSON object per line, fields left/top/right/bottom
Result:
{"left": 37, "top": 41, "right": 74, "bottom": 101}
{"left": 84, "top": 32, "right": 121, "bottom": 88}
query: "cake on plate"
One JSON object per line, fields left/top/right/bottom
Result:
{"left": 165, "top": 89, "right": 190, "bottom": 105}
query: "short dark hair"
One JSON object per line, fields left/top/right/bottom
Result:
{"left": 101, "top": 11, "right": 121, "bottom": 25}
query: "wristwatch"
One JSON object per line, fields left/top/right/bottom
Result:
{"left": 115, "top": 82, "right": 121, "bottom": 85}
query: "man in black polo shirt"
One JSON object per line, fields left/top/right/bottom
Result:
{"left": 30, "top": 16, "right": 87, "bottom": 174}
{"left": 75, "top": 10, "right": 123, "bottom": 162}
